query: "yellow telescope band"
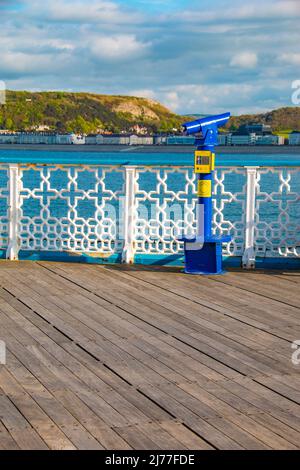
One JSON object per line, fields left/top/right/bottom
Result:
{"left": 198, "top": 180, "right": 212, "bottom": 198}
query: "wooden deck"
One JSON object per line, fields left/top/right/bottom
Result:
{"left": 0, "top": 261, "right": 300, "bottom": 450}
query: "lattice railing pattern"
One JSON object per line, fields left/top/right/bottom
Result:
{"left": 134, "top": 167, "right": 196, "bottom": 255}
{"left": 213, "top": 167, "right": 247, "bottom": 257}
{"left": 134, "top": 166, "right": 246, "bottom": 256}
{"left": 0, "top": 163, "right": 298, "bottom": 265}
{"left": 0, "top": 164, "right": 9, "bottom": 249}
{"left": 255, "top": 167, "right": 300, "bottom": 258}
{"left": 19, "top": 164, "right": 125, "bottom": 254}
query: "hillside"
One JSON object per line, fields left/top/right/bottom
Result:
{"left": 0, "top": 91, "right": 299, "bottom": 134}
{"left": 225, "top": 107, "right": 300, "bottom": 132}
{"left": 0, "top": 91, "right": 182, "bottom": 134}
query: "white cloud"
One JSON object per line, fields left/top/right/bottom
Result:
{"left": 48, "top": 40, "right": 75, "bottom": 51}
{"left": 129, "top": 89, "right": 156, "bottom": 100}
{"left": 279, "top": 52, "right": 300, "bottom": 65}
{"left": 1, "top": 52, "right": 42, "bottom": 73}
{"left": 163, "top": 91, "right": 180, "bottom": 111}
{"left": 230, "top": 52, "right": 258, "bottom": 69}
{"left": 90, "top": 34, "right": 150, "bottom": 60}
{"left": 27, "top": 0, "right": 141, "bottom": 24}
{"left": 144, "top": 83, "right": 269, "bottom": 115}
{"left": 177, "top": 0, "right": 300, "bottom": 23}
{"left": 0, "top": 50, "right": 74, "bottom": 75}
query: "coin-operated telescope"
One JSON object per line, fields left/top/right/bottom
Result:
{"left": 178, "top": 113, "right": 232, "bottom": 274}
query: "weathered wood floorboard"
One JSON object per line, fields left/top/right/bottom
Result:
{"left": 0, "top": 261, "right": 299, "bottom": 450}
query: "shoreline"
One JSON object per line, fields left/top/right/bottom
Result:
{"left": 0, "top": 144, "right": 299, "bottom": 155}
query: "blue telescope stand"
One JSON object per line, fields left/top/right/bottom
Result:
{"left": 179, "top": 235, "right": 232, "bottom": 275}
{"left": 178, "top": 113, "right": 232, "bottom": 275}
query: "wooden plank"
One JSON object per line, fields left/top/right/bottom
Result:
{"left": 0, "top": 340, "right": 109, "bottom": 449}
{"left": 113, "top": 425, "right": 159, "bottom": 450}
{"left": 32, "top": 265, "right": 288, "bottom": 380}
{"left": 134, "top": 422, "right": 187, "bottom": 450}
{"left": 159, "top": 421, "right": 214, "bottom": 450}
{"left": 136, "top": 384, "right": 244, "bottom": 450}
{"left": 18, "top": 266, "right": 300, "bottom": 388}
{"left": 231, "top": 377, "right": 300, "bottom": 428}
{"left": 175, "top": 381, "right": 297, "bottom": 450}
{"left": 53, "top": 390, "right": 132, "bottom": 450}
{"left": 197, "top": 379, "right": 300, "bottom": 447}
{"left": 209, "top": 271, "right": 300, "bottom": 308}
{"left": 0, "top": 393, "right": 48, "bottom": 450}
{"left": 0, "top": 368, "right": 76, "bottom": 450}
{"left": 2, "top": 270, "right": 236, "bottom": 386}
{"left": 42, "top": 262, "right": 289, "bottom": 353}
{"left": 0, "top": 299, "right": 174, "bottom": 427}
{"left": 121, "top": 266, "right": 300, "bottom": 332}
{"left": 47, "top": 262, "right": 296, "bottom": 353}
{"left": 0, "top": 419, "right": 20, "bottom": 450}
{"left": 0, "top": 283, "right": 173, "bottom": 426}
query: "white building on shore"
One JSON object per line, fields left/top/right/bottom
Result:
{"left": 231, "top": 133, "right": 256, "bottom": 146}
{"left": 218, "top": 134, "right": 232, "bottom": 146}
{"left": 255, "top": 135, "right": 284, "bottom": 145}
{"left": 289, "top": 132, "right": 300, "bottom": 145}
{"left": 0, "top": 132, "right": 85, "bottom": 145}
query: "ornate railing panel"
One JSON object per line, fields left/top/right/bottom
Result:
{"left": 133, "top": 166, "right": 247, "bottom": 257}
{"left": 255, "top": 167, "right": 300, "bottom": 258}
{"left": 18, "top": 164, "right": 125, "bottom": 255}
{"left": 213, "top": 167, "right": 247, "bottom": 257}
{"left": 134, "top": 166, "right": 196, "bottom": 255}
{"left": 0, "top": 164, "right": 9, "bottom": 250}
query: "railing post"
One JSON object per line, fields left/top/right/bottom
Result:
{"left": 242, "top": 166, "right": 258, "bottom": 269}
{"left": 6, "top": 163, "right": 20, "bottom": 261}
{"left": 122, "top": 166, "right": 136, "bottom": 264}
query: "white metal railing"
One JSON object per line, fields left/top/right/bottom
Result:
{"left": 0, "top": 163, "right": 299, "bottom": 268}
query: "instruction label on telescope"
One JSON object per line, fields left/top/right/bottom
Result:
{"left": 198, "top": 180, "right": 212, "bottom": 198}
{"left": 194, "top": 151, "right": 215, "bottom": 174}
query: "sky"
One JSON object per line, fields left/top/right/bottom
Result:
{"left": 0, "top": 0, "right": 299, "bottom": 115}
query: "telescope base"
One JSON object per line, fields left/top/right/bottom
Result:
{"left": 179, "top": 235, "right": 231, "bottom": 276}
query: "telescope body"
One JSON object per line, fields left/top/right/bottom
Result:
{"left": 182, "top": 112, "right": 230, "bottom": 136}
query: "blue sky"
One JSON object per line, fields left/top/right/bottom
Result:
{"left": 0, "top": 0, "right": 299, "bottom": 115}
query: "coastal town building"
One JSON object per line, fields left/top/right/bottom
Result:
{"left": 0, "top": 133, "right": 19, "bottom": 143}
{"left": 218, "top": 133, "right": 232, "bottom": 145}
{"left": 238, "top": 123, "right": 272, "bottom": 135}
{"left": 129, "top": 135, "right": 153, "bottom": 145}
{"left": 289, "top": 132, "right": 300, "bottom": 145}
{"left": 0, "top": 132, "right": 85, "bottom": 145}
{"left": 255, "top": 134, "right": 284, "bottom": 145}
{"left": 153, "top": 135, "right": 167, "bottom": 145}
{"left": 166, "top": 136, "right": 195, "bottom": 145}
{"left": 0, "top": 126, "right": 295, "bottom": 146}
{"left": 231, "top": 133, "right": 256, "bottom": 146}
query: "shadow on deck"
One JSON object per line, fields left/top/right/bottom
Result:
{"left": 0, "top": 261, "right": 300, "bottom": 450}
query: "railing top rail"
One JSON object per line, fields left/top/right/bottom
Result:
{"left": 0, "top": 149, "right": 299, "bottom": 167}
